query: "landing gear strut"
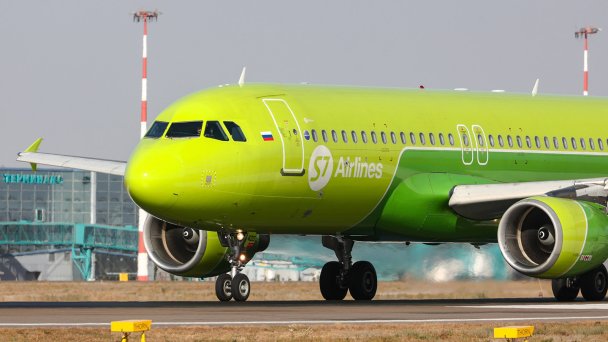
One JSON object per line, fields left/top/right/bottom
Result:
{"left": 214, "top": 231, "right": 251, "bottom": 302}
{"left": 552, "top": 264, "right": 608, "bottom": 302}
{"left": 320, "top": 236, "right": 377, "bottom": 301}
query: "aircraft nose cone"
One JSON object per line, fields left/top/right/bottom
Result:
{"left": 124, "top": 149, "right": 181, "bottom": 215}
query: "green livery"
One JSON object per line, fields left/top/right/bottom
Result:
{"left": 126, "top": 84, "right": 608, "bottom": 240}
{"left": 20, "top": 82, "right": 608, "bottom": 302}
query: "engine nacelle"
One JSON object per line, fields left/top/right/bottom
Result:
{"left": 143, "top": 215, "right": 270, "bottom": 278}
{"left": 498, "top": 196, "right": 608, "bottom": 278}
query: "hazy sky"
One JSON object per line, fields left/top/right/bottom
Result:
{"left": 1, "top": 1, "right": 607, "bottom": 167}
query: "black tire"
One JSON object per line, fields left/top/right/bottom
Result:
{"left": 320, "top": 261, "right": 348, "bottom": 300}
{"left": 552, "top": 277, "right": 579, "bottom": 302}
{"left": 215, "top": 274, "right": 233, "bottom": 302}
{"left": 349, "top": 261, "right": 377, "bottom": 300}
{"left": 581, "top": 265, "right": 608, "bottom": 301}
{"left": 232, "top": 273, "right": 251, "bottom": 302}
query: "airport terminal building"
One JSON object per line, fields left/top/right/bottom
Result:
{"left": 0, "top": 168, "right": 139, "bottom": 281}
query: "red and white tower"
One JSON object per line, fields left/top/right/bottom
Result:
{"left": 133, "top": 10, "right": 160, "bottom": 281}
{"left": 575, "top": 27, "right": 601, "bottom": 96}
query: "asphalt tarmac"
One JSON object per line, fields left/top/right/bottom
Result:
{"left": 1, "top": 298, "right": 608, "bottom": 327}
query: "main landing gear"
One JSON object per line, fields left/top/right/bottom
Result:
{"left": 215, "top": 231, "right": 251, "bottom": 302}
{"left": 552, "top": 264, "right": 608, "bottom": 302}
{"left": 319, "top": 236, "right": 378, "bottom": 301}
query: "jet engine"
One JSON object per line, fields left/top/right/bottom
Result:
{"left": 143, "top": 215, "right": 270, "bottom": 277}
{"left": 498, "top": 196, "right": 608, "bottom": 278}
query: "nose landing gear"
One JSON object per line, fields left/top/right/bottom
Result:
{"left": 214, "top": 231, "right": 251, "bottom": 302}
{"left": 320, "top": 235, "right": 377, "bottom": 301}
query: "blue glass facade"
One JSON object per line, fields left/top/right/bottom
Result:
{"left": 0, "top": 169, "right": 137, "bottom": 227}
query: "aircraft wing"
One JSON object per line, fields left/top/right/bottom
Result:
{"left": 16, "top": 138, "right": 126, "bottom": 176}
{"left": 449, "top": 178, "right": 608, "bottom": 220}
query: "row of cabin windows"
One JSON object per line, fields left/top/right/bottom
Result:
{"left": 304, "top": 129, "right": 457, "bottom": 146}
{"left": 304, "top": 129, "right": 608, "bottom": 152}
{"left": 145, "top": 121, "right": 247, "bottom": 142}
{"left": 485, "top": 134, "right": 607, "bottom": 151}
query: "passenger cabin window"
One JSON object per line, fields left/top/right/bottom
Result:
{"left": 166, "top": 121, "right": 203, "bottom": 138}
{"left": 381, "top": 132, "right": 388, "bottom": 144}
{"left": 589, "top": 138, "right": 595, "bottom": 150}
{"left": 498, "top": 135, "right": 504, "bottom": 147}
{"left": 351, "top": 131, "right": 358, "bottom": 143}
{"left": 312, "top": 129, "right": 318, "bottom": 142}
{"left": 599, "top": 138, "right": 604, "bottom": 150}
{"left": 544, "top": 136, "right": 550, "bottom": 149}
{"left": 419, "top": 133, "right": 426, "bottom": 145}
{"left": 145, "top": 121, "right": 169, "bottom": 138}
{"left": 488, "top": 134, "right": 494, "bottom": 147}
{"left": 580, "top": 138, "right": 586, "bottom": 150}
{"left": 507, "top": 135, "right": 513, "bottom": 148}
{"left": 342, "top": 130, "right": 348, "bottom": 143}
{"left": 371, "top": 131, "right": 378, "bottom": 144}
{"left": 553, "top": 137, "right": 559, "bottom": 149}
{"left": 361, "top": 131, "right": 368, "bottom": 143}
{"left": 331, "top": 130, "right": 338, "bottom": 143}
{"left": 390, "top": 132, "right": 397, "bottom": 144}
{"left": 525, "top": 136, "right": 531, "bottom": 148}
{"left": 562, "top": 137, "right": 568, "bottom": 149}
{"left": 571, "top": 137, "right": 577, "bottom": 150}
{"left": 322, "top": 130, "right": 328, "bottom": 143}
{"left": 400, "top": 132, "right": 407, "bottom": 144}
{"left": 410, "top": 132, "right": 416, "bottom": 145}
{"left": 223, "top": 121, "right": 247, "bottom": 142}
{"left": 535, "top": 136, "right": 541, "bottom": 149}
{"left": 429, "top": 133, "right": 436, "bottom": 145}
{"left": 516, "top": 136, "right": 522, "bottom": 148}
{"left": 439, "top": 133, "right": 445, "bottom": 145}
{"left": 203, "top": 121, "right": 228, "bottom": 141}
{"left": 448, "top": 133, "right": 455, "bottom": 146}
{"left": 462, "top": 134, "right": 469, "bottom": 147}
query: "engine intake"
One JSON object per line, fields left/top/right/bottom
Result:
{"left": 143, "top": 215, "right": 270, "bottom": 278}
{"left": 498, "top": 196, "right": 608, "bottom": 278}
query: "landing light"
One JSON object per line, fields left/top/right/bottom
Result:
{"left": 239, "top": 254, "right": 247, "bottom": 262}
{"left": 236, "top": 232, "right": 245, "bottom": 241}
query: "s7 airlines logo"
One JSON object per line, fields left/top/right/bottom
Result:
{"left": 308, "top": 145, "right": 384, "bottom": 191}
{"left": 308, "top": 145, "right": 334, "bottom": 191}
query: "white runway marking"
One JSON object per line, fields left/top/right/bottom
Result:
{"left": 2, "top": 316, "right": 608, "bottom": 327}
{"left": 454, "top": 304, "right": 608, "bottom": 310}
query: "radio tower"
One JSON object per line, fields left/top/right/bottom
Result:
{"left": 575, "top": 27, "right": 601, "bottom": 96}
{"left": 133, "top": 10, "right": 160, "bottom": 281}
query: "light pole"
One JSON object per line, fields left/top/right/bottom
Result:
{"left": 133, "top": 10, "right": 160, "bottom": 281}
{"left": 575, "top": 27, "right": 601, "bottom": 96}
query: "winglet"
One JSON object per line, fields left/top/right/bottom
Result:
{"left": 531, "top": 78, "right": 539, "bottom": 97}
{"left": 238, "top": 66, "right": 247, "bottom": 87}
{"left": 21, "top": 138, "right": 43, "bottom": 171}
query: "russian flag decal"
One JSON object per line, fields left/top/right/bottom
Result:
{"left": 261, "top": 131, "right": 274, "bottom": 141}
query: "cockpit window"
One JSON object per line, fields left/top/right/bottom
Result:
{"left": 223, "top": 121, "right": 247, "bottom": 142}
{"left": 166, "top": 121, "right": 203, "bottom": 138}
{"left": 145, "top": 121, "right": 169, "bottom": 138}
{"left": 204, "top": 121, "right": 229, "bottom": 141}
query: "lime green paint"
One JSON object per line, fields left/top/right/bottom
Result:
{"left": 124, "top": 84, "right": 608, "bottom": 246}
{"left": 548, "top": 198, "right": 608, "bottom": 278}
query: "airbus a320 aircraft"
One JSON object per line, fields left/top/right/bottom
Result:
{"left": 18, "top": 83, "right": 608, "bottom": 302}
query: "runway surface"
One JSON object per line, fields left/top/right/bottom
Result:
{"left": 0, "top": 298, "right": 607, "bottom": 327}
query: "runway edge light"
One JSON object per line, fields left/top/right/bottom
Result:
{"left": 493, "top": 325, "right": 534, "bottom": 340}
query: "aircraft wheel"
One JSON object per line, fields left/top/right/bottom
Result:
{"left": 215, "top": 273, "right": 233, "bottom": 302}
{"left": 551, "top": 277, "right": 579, "bottom": 302}
{"left": 581, "top": 265, "right": 608, "bottom": 301}
{"left": 320, "top": 261, "right": 348, "bottom": 300}
{"left": 232, "top": 273, "right": 251, "bottom": 302}
{"left": 349, "top": 261, "right": 377, "bottom": 300}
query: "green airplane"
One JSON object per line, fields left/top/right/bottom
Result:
{"left": 18, "top": 83, "right": 608, "bottom": 303}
